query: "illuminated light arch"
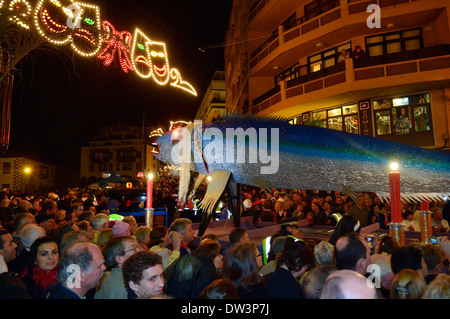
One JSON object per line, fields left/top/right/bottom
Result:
{"left": 3, "top": 0, "right": 32, "bottom": 29}
{"left": 170, "top": 68, "right": 197, "bottom": 96}
{"left": 148, "top": 40, "right": 170, "bottom": 85}
{"left": 130, "top": 27, "right": 153, "bottom": 79}
{"left": 169, "top": 120, "right": 192, "bottom": 130}
{"left": 97, "top": 20, "right": 134, "bottom": 73}
{"left": 2, "top": 0, "right": 197, "bottom": 96}
{"left": 33, "top": 0, "right": 74, "bottom": 45}
{"left": 70, "top": 1, "right": 102, "bottom": 57}
{"left": 149, "top": 128, "right": 164, "bottom": 138}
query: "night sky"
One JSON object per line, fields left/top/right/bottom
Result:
{"left": 8, "top": 0, "right": 232, "bottom": 170}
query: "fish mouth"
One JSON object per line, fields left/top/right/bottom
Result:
{"left": 151, "top": 142, "right": 160, "bottom": 154}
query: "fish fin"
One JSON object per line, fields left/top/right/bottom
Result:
{"left": 187, "top": 173, "right": 206, "bottom": 202}
{"left": 341, "top": 184, "right": 361, "bottom": 203}
{"left": 198, "top": 170, "right": 232, "bottom": 214}
{"left": 252, "top": 176, "right": 273, "bottom": 194}
{"left": 375, "top": 192, "right": 450, "bottom": 204}
{"left": 220, "top": 111, "right": 288, "bottom": 123}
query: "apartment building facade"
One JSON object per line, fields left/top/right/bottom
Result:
{"left": 225, "top": 0, "right": 450, "bottom": 149}
{"left": 0, "top": 156, "right": 56, "bottom": 193}
{"left": 194, "top": 71, "right": 227, "bottom": 123}
{"left": 80, "top": 125, "right": 160, "bottom": 186}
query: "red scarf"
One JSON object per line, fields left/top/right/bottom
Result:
{"left": 31, "top": 266, "right": 58, "bottom": 291}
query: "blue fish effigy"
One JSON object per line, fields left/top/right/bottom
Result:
{"left": 153, "top": 115, "right": 450, "bottom": 210}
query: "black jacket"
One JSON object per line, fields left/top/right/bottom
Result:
{"left": 0, "top": 272, "right": 31, "bottom": 299}
{"left": 264, "top": 266, "right": 304, "bottom": 299}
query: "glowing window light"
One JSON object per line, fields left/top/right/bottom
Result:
{"left": 97, "top": 20, "right": 134, "bottom": 73}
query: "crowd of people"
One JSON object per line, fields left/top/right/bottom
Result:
{"left": 0, "top": 184, "right": 449, "bottom": 300}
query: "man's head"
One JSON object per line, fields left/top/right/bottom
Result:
{"left": 103, "top": 235, "right": 142, "bottom": 269}
{"left": 335, "top": 232, "right": 371, "bottom": 275}
{"left": 169, "top": 218, "right": 195, "bottom": 245}
{"left": 0, "top": 230, "right": 18, "bottom": 263}
{"left": 41, "top": 199, "right": 58, "bottom": 215}
{"left": 302, "top": 265, "right": 336, "bottom": 299}
{"left": 391, "top": 245, "right": 428, "bottom": 277}
{"left": 123, "top": 251, "right": 164, "bottom": 298}
{"left": 320, "top": 269, "right": 380, "bottom": 299}
{"left": 57, "top": 243, "right": 106, "bottom": 297}
{"left": 91, "top": 213, "right": 109, "bottom": 232}
{"left": 229, "top": 227, "right": 249, "bottom": 246}
{"left": 13, "top": 212, "right": 36, "bottom": 234}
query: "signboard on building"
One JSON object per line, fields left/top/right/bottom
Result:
{"left": 358, "top": 101, "right": 373, "bottom": 137}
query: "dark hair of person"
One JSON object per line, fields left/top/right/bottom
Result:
{"left": 390, "top": 245, "right": 423, "bottom": 275}
{"left": 198, "top": 279, "right": 239, "bottom": 299}
{"left": 193, "top": 242, "right": 221, "bottom": 262}
{"left": 334, "top": 232, "right": 367, "bottom": 271}
{"left": 149, "top": 225, "right": 167, "bottom": 247}
{"left": 221, "top": 243, "right": 261, "bottom": 290}
{"left": 329, "top": 215, "right": 360, "bottom": 246}
{"left": 29, "top": 236, "right": 58, "bottom": 263}
{"left": 276, "top": 236, "right": 314, "bottom": 273}
{"left": 122, "top": 251, "right": 162, "bottom": 288}
{"left": 229, "top": 227, "right": 247, "bottom": 245}
{"left": 377, "top": 235, "right": 400, "bottom": 255}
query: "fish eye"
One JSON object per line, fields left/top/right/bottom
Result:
{"left": 137, "top": 43, "right": 145, "bottom": 50}
{"left": 171, "top": 129, "right": 181, "bottom": 142}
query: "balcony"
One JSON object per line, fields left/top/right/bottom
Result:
{"left": 248, "top": 0, "right": 445, "bottom": 77}
{"left": 250, "top": 46, "right": 450, "bottom": 116}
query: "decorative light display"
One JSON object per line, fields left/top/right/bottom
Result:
{"left": 170, "top": 68, "right": 197, "bottom": 96}
{"left": 169, "top": 120, "right": 192, "bottom": 130}
{"left": 149, "top": 128, "right": 164, "bottom": 138}
{"left": 97, "top": 20, "right": 134, "bottom": 73}
{"left": 70, "top": 1, "right": 102, "bottom": 57}
{"left": 3, "top": 0, "right": 33, "bottom": 29}
{"left": 130, "top": 27, "right": 153, "bottom": 79}
{"left": 2, "top": 0, "right": 196, "bottom": 95}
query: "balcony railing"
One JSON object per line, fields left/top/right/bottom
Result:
{"left": 250, "top": 46, "right": 450, "bottom": 114}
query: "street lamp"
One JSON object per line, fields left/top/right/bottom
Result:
{"left": 146, "top": 172, "right": 154, "bottom": 228}
{"left": 24, "top": 167, "right": 31, "bottom": 193}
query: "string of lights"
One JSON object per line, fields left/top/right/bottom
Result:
{"left": 0, "top": 0, "right": 197, "bottom": 95}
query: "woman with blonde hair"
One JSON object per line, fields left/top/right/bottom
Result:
{"left": 390, "top": 269, "right": 427, "bottom": 299}
{"left": 422, "top": 274, "right": 450, "bottom": 299}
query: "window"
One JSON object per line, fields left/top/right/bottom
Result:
{"left": 374, "top": 93, "right": 431, "bottom": 137}
{"left": 365, "top": 28, "right": 423, "bottom": 57}
{"left": 304, "top": 0, "right": 340, "bottom": 21}
{"left": 275, "top": 63, "right": 299, "bottom": 85}
{"left": 307, "top": 42, "right": 351, "bottom": 73}
{"left": 302, "top": 104, "right": 358, "bottom": 132}
{"left": 2, "top": 162, "right": 11, "bottom": 174}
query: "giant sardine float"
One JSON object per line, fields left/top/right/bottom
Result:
{"left": 152, "top": 115, "right": 450, "bottom": 216}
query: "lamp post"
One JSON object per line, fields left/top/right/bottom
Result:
{"left": 145, "top": 172, "right": 154, "bottom": 228}
{"left": 388, "top": 162, "right": 404, "bottom": 246}
{"left": 24, "top": 167, "right": 31, "bottom": 194}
